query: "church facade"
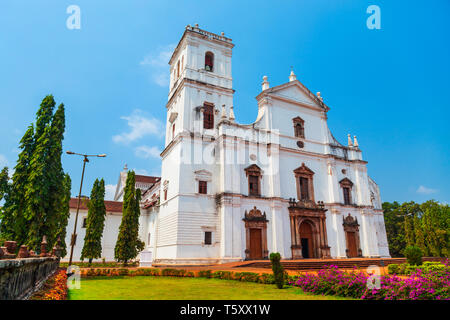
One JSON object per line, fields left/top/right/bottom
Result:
{"left": 63, "top": 25, "right": 390, "bottom": 264}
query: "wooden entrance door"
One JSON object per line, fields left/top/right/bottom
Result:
{"left": 299, "top": 221, "right": 314, "bottom": 258}
{"left": 346, "top": 232, "right": 358, "bottom": 257}
{"left": 249, "top": 228, "right": 263, "bottom": 259}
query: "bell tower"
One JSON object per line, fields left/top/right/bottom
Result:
{"left": 165, "top": 24, "right": 234, "bottom": 146}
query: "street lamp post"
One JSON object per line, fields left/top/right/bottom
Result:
{"left": 66, "top": 151, "right": 106, "bottom": 266}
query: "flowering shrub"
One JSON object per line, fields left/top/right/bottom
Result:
{"left": 30, "top": 269, "right": 68, "bottom": 300}
{"left": 290, "top": 264, "right": 450, "bottom": 300}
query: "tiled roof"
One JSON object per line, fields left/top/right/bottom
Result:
{"left": 69, "top": 198, "right": 123, "bottom": 213}
{"left": 135, "top": 175, "right": 160, "bottom": 184}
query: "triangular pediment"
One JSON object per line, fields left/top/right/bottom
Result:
{"left": 256, "top": 80, "right": 329, "bottom": 111}
{"left": 293, "top": 163, "right": 315, "bottom": 176}
{"left": 339, "top": 178, "right": 353, "bottom": 187}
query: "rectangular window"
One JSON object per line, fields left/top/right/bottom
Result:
{"left": 148, "top": 233, "right": 151, "bottom": 245}
{"left": 203, "top": 104, "right": 214, "bottom": 129}
{"left": 249, "top": 175, "right": 260, "bottom": 196}
{"left": 199, "top": 180, "right": 207, "bottom": 194}
{"left": 299, "top": 177, "right": 309, "bottom": 200}
{"left": 81, "top": 217, "right": 87, "bottom": 228}
{"left": 204, "top": 231, "right": 212, "bottom": 245}
{"left": 164, "top": 189, "right": 168, "bottom": 201}
{"left": 343, "top": 187, "right": 351, "bottom": 205}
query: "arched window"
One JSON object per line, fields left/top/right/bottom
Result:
{"left": 293, "top": 163, "right": 315, "bottom": 202}
{"left": 293, "top": 117, "right": 305, "bottom": 138}
{"left": 203, "top": 102, "right": 214, "bottom": 129}
{"left": 339, "top": 178, "right": 353, "bottom": 205}
{"left": 245, "top": 164, "right": 262, "bottom": 197}
{"left": 205, "top": 52, "right": 214, "bottom": 72}
{"left": 176, "top": 60, "right": 180, "bottom": 78}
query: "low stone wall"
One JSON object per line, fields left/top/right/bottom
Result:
{"left": 0, "top": 257, "right": 60, "bottom": 300}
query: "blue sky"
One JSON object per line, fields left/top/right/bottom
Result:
{"left": 0, "top": 0, "right": 448, "bottom": 203}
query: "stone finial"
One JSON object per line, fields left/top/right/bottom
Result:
{"left": 353, "top": 135, "right": 359, "bottom": 148}
{"left": 123, "top": 163, "right": 128, "bottom": 171}
{"left": 229, "top": 105, "right": 235, "bottom": 122}
{"left": 4, "top": 241, "right": 17, "bottom": 255}
{"left": 194, "top": 23, "right": 199, "bottom": 28}
{"left": 221, "top": 32, "right": 225, "bottom": 36}
{"left": 347, "top": 134, "right": 353, "bottom": 147}
{"left": 40, "top": 235, "right": 48, "bottom": 257}
{"left": 221, "top": 104, "right": 227, "bottom": 119}
{"left": 289, "top": 69, "right": 297, "bottom": 82}
{"left": 17, "top": 245, "right": 29, "bottom": 258}
{"left": 316, "top": 92, "right": 323, "bottom": 102}
{"left": 52, "top": 236, "right": 63, "bottom": 258}
{"left": 262, "top": 75, "right": 269, "bottom": 91}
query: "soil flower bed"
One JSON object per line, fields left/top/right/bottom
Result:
{"left": 289, "top": 265, "right": 449, "bottom": 300}
{"left": 30, "top": 269, "right": 68, "bottom": 300}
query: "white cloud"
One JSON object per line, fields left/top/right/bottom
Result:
{"left": 134, "top": 168, "right": 150, "bottom": 176}
{"left": 0, "top": 154, "right": 8, "bottom": 168}
{"left": 140, "top": 44, "right": 176, "bottom": 87}
{"left": 135, "top": 145, "right": 161, "bottom": 159}
{"left": 112, "top": 109, "right": 163, "bottom": 144}
{"left": 104, "top": 184, "right": 117, "bottom": 201}
{"left": 416, "top": 185, "right": 438, "bottom": 195}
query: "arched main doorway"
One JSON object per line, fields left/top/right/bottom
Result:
{"left": 299, "top": 221, "right": 315, "bottom": 259}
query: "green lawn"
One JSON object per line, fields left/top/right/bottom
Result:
{"left": 69, "top": 276, "right": 352, "bottom": 300}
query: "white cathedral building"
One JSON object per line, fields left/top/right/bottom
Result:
{"left": 63, "top": 25, "right": 390, "bottom": 264}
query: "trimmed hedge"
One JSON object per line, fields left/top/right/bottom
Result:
{"left": 60, "top": 261, "right": 138, "bottom": 268}
{"left": 78, "top": 267, "right": 288, "bottom": 285}
{"left": 388, "top": 261, "right": 449, "bottom": 276}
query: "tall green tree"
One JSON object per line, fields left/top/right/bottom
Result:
{"left": 384, "top": 200, "right": 449, "bottom": 258}
{"left": 114, "top": 171, "right": 144, "bottom": 264}
{"left": 382, "top": 201, "right": 404, "bottom": 257}
{"left": 45, "top": 103, "right": 66, "bottom": 247}
{"left": 414, "top": 214, "right": 427, "bottom": 255}
{"left": 25, "top": 123, "right": 53, "bottom": 251}
{"left": 81, "top": 178, "right": 106, "bottom": 263}
{"left": 56, "top": 173, "right": 72, "bottom": 258}
{"left": 0, "top": 167, "right": 9, "bottom": 203}
{"left": 0, "top": 95, "right": 70, "bottom": 253}
{"left": 0, "top": 125, "right": 35, "bottom": 243}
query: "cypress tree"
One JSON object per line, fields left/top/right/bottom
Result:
{"left": 114, "top": 171, "right": 144, "bottom": 264}
{"left": 81, "top": 179, "right": 106, "bottom": 263}
{"left": 56, "top": 173, "right": 72, "bottom": 258}
{"left": 0, "top": 95, "right": 69, "bottom": 251}
{"left": 0, "top": 167, "right": 9, "bottom": 204}
{"left": 46, "top": 103, "right": 66, "bottom": 247}
{"left": 414, "top": 215, "right": 427, "bottom": 256}
{"left": 0, "top": 125, "right": 35, "bottom": 243}
{"left": 35, "top": 95, "right": 56, "bottom": 140}
{"left": 25, "top": 124, "right": 53, "bottom": 251}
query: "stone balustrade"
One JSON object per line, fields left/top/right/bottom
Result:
{"left": 0, "top": 237, "right": 62, "bottom": 300}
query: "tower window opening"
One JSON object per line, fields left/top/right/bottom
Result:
{"left": 205, "top": 52, "right": 214, "bottom": 72}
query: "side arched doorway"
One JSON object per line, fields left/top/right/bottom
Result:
{"left": 299, "top": 220, "right": 315, "bottom": 258}
{"left": 343, "top": 214, "right": 362, "bottom": 258}
{"left": 243, "top": 207, "right": 269, "bottom": 260}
